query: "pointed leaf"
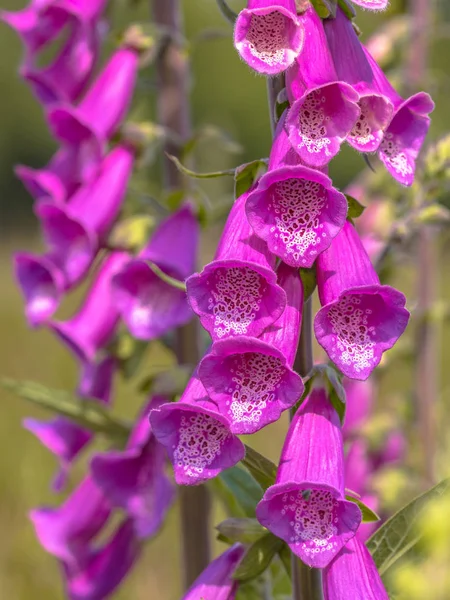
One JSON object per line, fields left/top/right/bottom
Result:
{"left": 346, "top": 496, "right": 381, "bottom": 523}
{"left": 242, "top": 445, "right": 277, "bottom": 490}
{"left": 311, "top": 0, "right": 337, "bottom": 18}
{"left": 234, "top": 159, "right": 268, "bottom": 198}
{"left": 217, "top": 518, "right": 267, "bottom": 544}
{"left": 299, "top": 266, "right": 317, "bottom": 301}
{"left": 367, "top": 478, "right": 450, "bottom": 575}
{"left": 233, "top": 533, "right": 284, "bottom": 582}
{"left": 217, "top": 465, "right": 264, "bottom": 517}
{"left": 346, "top": 194, "right": 366, "bottom": 219}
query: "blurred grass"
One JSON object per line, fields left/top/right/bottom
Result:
{"left": 0, "top": 0, "right": 450, "bottom": 598}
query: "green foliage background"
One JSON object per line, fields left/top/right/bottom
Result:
{"left": 0, "top": 0, "right": 449, "bottom": 598}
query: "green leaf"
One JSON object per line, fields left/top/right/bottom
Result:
{"left": 337, "top": 0, "right": 356, "bottom": 18}
{"left": 242, "top": 445, "right": 277, "bottom": 490}
{"left": 310, "top": 0, "right": 337, "bottom": 18}
{"left": 346, "top": 194, "right": 366, "bottom": 219}
{"left": 217, "top": 466, "right": 264, "bottom": 517}
{"left": 166, "top": 153, "right": 235, "bottom": 179}
{"left": 233, "top": 533, "right": 284, "bottom": 582}
{"left": 2, "top": 379, "right": 131, "bottom": 441}
{"left": 147, "top": 262, "right": 187, "bottom": 291}
{"left": 367, "top": 478, "right": 450, "bottom": 575}
{"left": 234, "top": 159, "right": 268, "bottom": 198}
{"left": 299, "top": 266, "right": 317, "bottom": 301}
{"left": 306, "top": 364, "right": 346, "bottom": 423}
{"left": 216, "top": 518, "right": 267, "bottom": 544}
{"left": 346, "top": 495, "right": 381, "bottom": 523}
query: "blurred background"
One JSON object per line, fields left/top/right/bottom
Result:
{"left": 0, "top": 0, "right": 450, "bottom": 598}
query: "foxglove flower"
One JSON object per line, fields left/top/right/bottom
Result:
{"left": 15, "top": 145, "right": 134, "bottom": 325}
{"left": 322, "top": 537, "right": 389, "bottom": 600}
{"left": 49, "top": 252, "right": 130, "bottom": 362}
{"left": 47, "top": 47, "right": 139, "bottom": 183}
{"left": 91, "top": 396, "right": 175, "bottom": 539}
{"left": 30, "top": 476, "right": 110, "bottom": 568}
{"left": 256, "top": 388, "right": 361, "bottom": 568}
{"left": 186, "top": 190, "right": 286, "bottom": 341}
{"left": 64, "top": 519, "right": 141, "bottom": 600}
{"left": 246, "top": 115, "right": 348, "bottom": 268}
{"left": 314, "top": 221, "right": 409, "bottom": 380}
{"left": 182, "top": 544, "right": 245, "bottom": 600}
{"left": 234, "top": 0, "right": 304, "bottom": 75}
{"left": 364, "top": 48, "right": 434, "bottom": 186}
{"left": 24, "top": 356, "right": 115, "bottom": 491}
{"left": 351, "top": 0, "right": 388, "bottom": 10}
{"left": 343, "top": 378, "right": 374, "bottom": 436}
{"left": 198, "top": 263, "right": 304, "bottom": 434}
{"left": 112, "top": 204, "right": 199, "bottom": 340}
{"left": 324, "top": 8, "right": 393, "bottom": 153}
{"left": 150, "top": 375, "right": 245, "bottom": 485}
{"left": 285, "top": 7, "right": 360, "bottom": 167}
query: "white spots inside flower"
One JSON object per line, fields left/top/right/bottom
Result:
{"left": 326, "top": 294, "right": 376, "bottom": 374}
{"left": 173, "top": 413, "right": 230, "bottom": 478}
{"left": 280, "top": 490, "right": 339, "bottom": 555}
{"left": 349, "top": 99, "right": 376, "bottom": 147}
{"left": 246, "top": 12, "right": 289, "bottom": 67}
{"left": 227, "top": 352, "right": 286, "bottom": 425}
{"left": 380, "top": 132, "right": 413, "bottom": 178}
{"left": 297, "top": 91, "right": 332, "bottom": 156}
{"left": 269, "top": 178, "right": 327, "bottom": 265}
{"left": 207, "top": 267, "right": 265, "bottom": 338}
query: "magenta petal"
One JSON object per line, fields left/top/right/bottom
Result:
{"left": 342, "top": 378, "right": 374, "bottom": 434}
{"left": 30, "top": 476, "right": 110, "bottom": 567}
{"left": 322, "top": 537, "right": 389, "bottom": 600}
{"left": 351, "top": 0, "right": 388, "bottom": 10}
{"left": 246, "top": 165, "right": 348, "bottom": 267}
{"left": 183, "top": 544, "right": 245, "bottom": 600}
{"left": 256, "top": 389, "right": 361, "bottom": 568}
{"left": 64, "top": 519, "right": 141, "bottom": 600}
{"left": 234, "top": 1, "right": 304, "bottom": 75}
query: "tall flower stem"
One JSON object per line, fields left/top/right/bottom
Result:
{"left": 265, "top": 76, "right": 323, "bottom": 600}
{"left": 408, "top": 0, "right": 437, "bottom": 487}
{"left": 151, "top": 0, "right": 211, "bottom": 588}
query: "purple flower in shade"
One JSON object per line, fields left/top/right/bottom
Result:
{"left": 342, "top": 378, "right": 374, "bottom": 436}
{"left": 363, "top": 48, "right": 434, "bottom": 186}
{"left": 30, "top": 476, "right": 111, "bottom": 568}
{"left": 351, "top": 0, "right": 388, "bottom": 10}
{"left": 322, "top": 537, "right": 389, "bottom": 600}
{"left": 49, "top": 251, "right": 130, "bottom": 363}
{"left": 23, "top": 356, "right": 116, "bottom": 492}
{"left": 186, "top": 190, "right": 286, "bottom": 341}
{"left": 256, "top": 388, "right": 362, "bottom": 568}
{"left": 15, "top": 148, "right": 83, "bottom": 205}
{"left": 182, "top": 543, "right": 245, "bottom": 600}
{"left": 314, "top": 221, "right": 409, "bottom": 381}
{"left": 233, "top": 0, "right": 304, "bottom": 76}
{"left": 47, "top": 46, "right": 139, "bottom": 184}
{"left": 371, "top": 430, "right": 405, "bottom": 470}
{"left": 323, "top": 8, "right": 393, "bottom": 153}
{"left": 64, "top": 519, "right": 141, "bottom": 600}
{"left": 284, "top": 7, "right": 360, "bottom": 168}
{"left": 15, "top": 145, "right": 134, "bottom": 326}
{"left": 91, "top": 396, "right": 175, "bottom": 539}
{"left": 112, "top": 204, "right": 199, "bottom": 340}
{"left": 245, "top": 114, "right": 348, "bottom": 268}
{"left": 198, "top": 263, "right": 304, "bottom": 434}
{"left": 150, "top": 375, "right": 245, "bottom": 486}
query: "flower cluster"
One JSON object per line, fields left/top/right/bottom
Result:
{"left": 3, "top": 1, "right": 201, "bottom": 597}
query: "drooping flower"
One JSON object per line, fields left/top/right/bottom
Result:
{"left": 342, "top": 378, "right": 374, "bottom": 436}
{"left": 285, "top": 7, "right": 360, "bottom": 168}
{"left": 324, "top": 7, "right": 394, "bottom": 153}
{"left": 234, "top": 0, "right": 304, "bottom": 75}
{"left": 64, "top": 519, "right": 141, "bottom": 600}
{"left": 246, "top": 114, "right": 348, "bottom": 268}
{"left": 49, "top": 252, "right": 130, "bottom": 362}
{"left": 350, "top": 0, "right": 389, "bottom": 11}
{"left": 198, "top": 263, "right": 304, "bottom": 434}
{"left": 112, "top": 204, "right": 199, "bottom": 340}
{"left": 15, "top": 145, "right": 134, "bottom": 325}
{"left": 256, "top": 387, "right": 362, "bottom": 568}
{"left": 150, "top": 375, "right": 245, "bottom": 486}
{"left": 24, "top": 356, "right": 116, "bottom": 491}
{"left": 322, "top": 537, "right": 389, "bottom": 600}
{"left": 182, "top": 543, "right": 245, "bottom": 600}
{"left": 314, "top": 221, "right": 409, "bottom": 380}
{"left": 30, "top": 476, "right": 111, "bottom": 568}
{"left": 363, "top": 47, "right": 434, "bottom": 186}
{"left": 47, "top": 46, "right": 139, "bottom": 184}
{"left": 186, "top": 189, "right": 286, "bottom": 341}
{"left": 91, "top": 396, "right": 175, "bottom": 539}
